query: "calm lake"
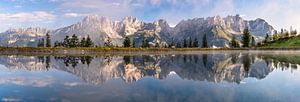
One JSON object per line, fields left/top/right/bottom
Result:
{"left": 1, "top": 51, "right": 300, "bottom": 102}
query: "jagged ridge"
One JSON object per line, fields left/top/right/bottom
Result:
{"left": 0, "top": 15, "right": 274, "bottom": 47}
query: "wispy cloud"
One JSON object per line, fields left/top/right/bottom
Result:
{"left": 64, "top": 12, "right": 86, "bottom": 17}
{"left": 1, "top": 0, "right": 300, "bottom": 31}
{"left": 0, "top": 11, "right": 56, "bottom": 22}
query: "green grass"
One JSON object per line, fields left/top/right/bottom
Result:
{"left": 260, "top": 36, "right": 300, "bottom": 48}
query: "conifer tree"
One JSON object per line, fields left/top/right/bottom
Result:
{"left": 188, "top": 37, "right": 193, "bottom": 48}
{"left": 202, "top": 34, "right": 208, "bottom": 48}
{"left": 63, "top": 36, "right": 70, "bottom": 47}
{"left": 54, "top": 41, "right": 59, "bottom": 47}
{"left": 176, "top": 42, "right": 181, "bottom": 48}
{"left": 40, "top": 38, "right": 45, "bottom": 47}
{"left": 85, "top": 35, "right": 93, "bottom": 47}
{"left": 193, "top": 38, "right": 199, "bottom": 48}
{"left": 264, "top": 33, "right": 269, "bottom": 43}
{"left": 154, "top": 42, "right": 160, "bottom": 48}
{"left": 80, "top": 37, "right": 86, "bottom": 47}
{"left": 231, "top": 36, "right": 239, "bottom": 48}
{"left": 45, "top": 33, "right": 51, "bottom": 47}
{"left": 251, "top": 36, "right": 256, "bottom": 47}
{"left": 37, "top": 38, "right": 45, "bottom": 47}
{"left": 272, "top": 30, "right": 279, "bottom": 41}
{"left": 284, "top": 32, "right": 290, "bottom": 38}
{"left": 183, "top": 39, "right": 187, "bottom": 48}
{"left": 123, "top": 36, "right": 131, "bottom": 47}
{"left": 132, "top": 39, "right": 136, "bottom": 48}
{"left": 141, "top": 38, "right": 150, "bottom": 48}
{"left": 242, "top": 28, "right": 251, "bottom": 47}
{"left": 169, "top": 39, "right": 174, "bottom": 48}
{"left": 70, "top": 34, "right": 79, "bottom": 47}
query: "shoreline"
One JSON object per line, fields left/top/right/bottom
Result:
{"left": 0, "top": 47, "right": 300, "bottom": 55}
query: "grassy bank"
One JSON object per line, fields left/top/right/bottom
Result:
{"left": 259, "top": 36, "right": 300, "bottom": 48}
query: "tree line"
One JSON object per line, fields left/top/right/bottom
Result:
{"left": 230, "top": 26, "right": 298, "bottom": 48}
{"left": 123, "top": 34, "right": 209, "bottom": 48}
{"left": 38, "top": 28, "right": 297, "bottom": 48}
{"left": 37, "top": 34, "right": 94, "bottom": 48}
{"left": 262, "top": 27, "right": 298, "bottom": 44}
{"left": 230, "top": 28, "right": 256, "bottom": 48}
{"left": 38, "top": 33, "right": 209, "bottom": 48}
{"left": 37, "top": 33, "right": 51, "bottom": 47}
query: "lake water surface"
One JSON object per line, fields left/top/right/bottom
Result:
{"left": 1, "top": 52, "right": 300, "bottom": 102}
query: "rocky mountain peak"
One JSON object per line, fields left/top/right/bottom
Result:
{"left": 154, "top": 19, "right": 169, "bottom": 27}
{"left": 0, "top": 15, "right": 275, "bottom": 48}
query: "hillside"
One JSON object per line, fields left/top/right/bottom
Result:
{"left": 260, "top": 36, "right": 300, "bottom": 48}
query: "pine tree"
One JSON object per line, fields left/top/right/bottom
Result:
{"left": 231, "top": 36, "right": 239, "bottom": 48}
{"left": 123, "top": 36, "right": 131, "bottom": 47}
{"left": 39, "top": 38, "right": 45, "bottom": 47}
{"left": 284, "top": 32, "right": 289, "bottom": 38}
{"left": 272, "top": 30, "right": 279, "bottom": 41}
{"left": 154, "top": 42, "right": 160, "bottom": 48}
{"left": 80, "top": 37, "right": 86, "bottom": 47}
{"left": 45, "top": 33, "right": 51, "bottom": 47}
{"left": 193, "top": 38, "right": 199, "bottom": 48}
{"left": 104, "top": 37, "right": 112, "bottom": 47}
{"left": 242, "top": 28, "right": 251, "bottom": 47}
{"left": 264, "top": 33, "right": 269, "bottom": 43}
{"left": 188, "top": 37, "right": 193, "bottom": 48}
{"left": 37, "top": 39, "right": 41, "bottom": 47}
{"left": 37, "top": 38, "right": 45, "bottom": 47}
{"left": 169, "top": 39, "right": 174, "bottom": 48}
{"left": 183, "top": 39, "right": 187, "bottom": 48}
{"left": 251, "top": 36, "right": 256, "bottom": 47}
{"left": 291, "top": 30, "right": 297, "bottom": 36}
{"left": 85, "top": 35, "right": 93, "bottom": 47}
{"left": 54, "top": 41, "right": 59, "bottom": 47}
{"left": 132, "top": 39, "right": 136, "bottom": 48}
{"left": 141, "top": 38, "right": 149, "bottom": 48}
{"left": 70, "top": 34, "right": 79, "bottom": 47}
{"left": 176, "top": 42, "right": 181, "bottom": 48}
{"left": 202, "top": 34, "right": 208, "bottom": 48}
{"left": 280, "top": 28, "right": 284, "bottom": 38}
{"left": 162, "top": 43, "right": 167, "bottom": 48}
{"left": 63, "top": 36, "right": 70, "bottom": 47}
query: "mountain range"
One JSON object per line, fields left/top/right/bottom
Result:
{"left": 0, "top": 15, "right": 275, "bottom": 47}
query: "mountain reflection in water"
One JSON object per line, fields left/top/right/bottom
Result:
{"left": 0, "top": 53, "right": 297, "bottom": 85}
{"left": 2, "top": 53, "right": 300, "bottom": 102}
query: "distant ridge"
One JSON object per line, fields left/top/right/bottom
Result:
{"left": 0, "top": 15, "right": 274, "bottom": 47}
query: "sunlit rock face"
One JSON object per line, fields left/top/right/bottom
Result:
{"left": 0, "top": 15, "right": 274, "bottom": 47}
{"left": 1, "top": 53, "right": 296, "bottom": 85}
{"left": 0, "top": 28, "right": 50, "bottom": 47}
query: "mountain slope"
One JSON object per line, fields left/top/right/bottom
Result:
{"left": 0, "top": 15, "right": 275, "bottom": 47}
{"left": 260, "top": 36, "right": 300, "bottom": 48}
{"left": 0, "top": 28, "right": 50, "bottom": 47}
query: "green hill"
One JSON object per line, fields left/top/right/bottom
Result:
{"left": 260, "top": 36, "right": 300, "bottom": 48}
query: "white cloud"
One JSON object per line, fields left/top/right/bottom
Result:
{"left": 58, "top": 0, "right": 133, "bottom": 20}
{"left": 2, "top": 0, "right": 300, "bottom": 32}
{"left": 0, "top": 11, "right": 56, "bottom": 22}
{"left": 237, "top": 0, "right": 300, "bottom": 31}
{"left": 64, "top": 12, "right": 85, "bottom": 17}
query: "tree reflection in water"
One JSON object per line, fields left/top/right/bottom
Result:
{"left": 54, "top": 56, "right": 94, "bottom": 68}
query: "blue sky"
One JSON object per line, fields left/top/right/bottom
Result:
{"left": 0, "top": 0, "right": 299, "bottom": 32}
